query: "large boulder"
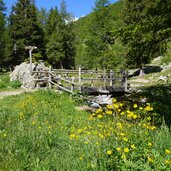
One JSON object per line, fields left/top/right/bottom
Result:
{"left": 10, "top": 62, "right": 47, "bottom": 89}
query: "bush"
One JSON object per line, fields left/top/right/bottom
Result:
{"left": 9, "top": 80, "right": 22, "bottom": 88}
{"left": 0, "top": 74, "right": 10, "bottom": 88}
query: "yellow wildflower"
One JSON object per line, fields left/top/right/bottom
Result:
{"left": 105, "top": 110, "right": 113, "bottom": 115}
{"left": 147, "top": 116, "right": 151, "bottom": 121}
{"left": 133, "top": 104, "right": 138, "bottom": 108}
{"left": 121, "top": 154, "right": 126, "bottom": 159}
{"left": 117, "top": 122, "right": 123, "bottom": 129}
{"left": 121, "top": 112, "right": 125, "bottom": 115}
{"left": 113, "top": 98, "right": 117, "bottom": 102}
{"left": 147, "top": 157, "right": 153, "bottom": 163}
{"left": 123, "top": 137, "right": 128, "bottom": 142}
{"left": 145, "top": 106, "right": 153, "bottom": 111}
{"left": 116, "top": 147, "right": 122, "bottom": 152}
{"left": 147, "top": 142, "right": 153, "bottom": 147}
{"left": 165, "top": 149, "right": 171, "bottom": 154}
{"left": 3, "top": 133, "right": 7, "bottom": 137}
{"left": 124, "top": 147, "right": 129, "bottom": 153}
{"left": 70, "top": 133, "right": 76, "bottom": 140}
{"left": 97, "top": 114, "right": 103, "bottom": 119}
{"left": 131, "top": 144, "right": 136, "bottom": 149}
{"left": 165, "top": 160, "right": 171, "bottom": 164}
{"left": 119, "top": 103, "right": 124, "bottom": 107}
{"left": 107, "top": 150, "right": 112, "bottom": 155}
{"left": 79, "top": 155, "right": 85, "bottom": 160}
{"left": 113, "top": 103, "right": 119, "bottom": 109}
{"left": 107, "top": 105, "right": 113, "bottom": 109}
{"left": 78, "top": 129, "right": 82, "bottom": 133}
{"left": 139, "top": 107, "right": 143, "bottom": 110}
{"left": 133, "top": 114, "right": 138, "bottom": 119}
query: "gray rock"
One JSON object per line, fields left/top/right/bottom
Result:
{"left": 10, "top": 62, "right": 48, "bottom": 89}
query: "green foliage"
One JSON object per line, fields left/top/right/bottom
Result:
{"left": 0, "top": 73, "right": 10, "bottom": 88}
{"left": 0, "top": 90, "right": 171, "bottom": 170}
{"left": 45, "top": 5, "right": 75, "bottom": 69}
{"left": 0, "top": 0, "right": 6, "bottom": 68}
{"left": 120, "top": 0, "right": 171, "bottom": 68}
{"left": 161, "top": 41, "right": 171, "bottom": 65}
{"left": 73, "top": 1, "right": 125, "bottom": 69}
{"left": 8, "top": 80, "right": 22, "bottom": 88}
{"left": 9, "top": 0, "right": 45, "bottom": 64}
{"left": 0, "top": 73, "right": 21, "bottom": 89}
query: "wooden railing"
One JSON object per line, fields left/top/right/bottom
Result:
{"left": 32, "top": 67, "right": 128, "bottom": 94}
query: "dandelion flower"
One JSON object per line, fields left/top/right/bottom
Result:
{"left": 131, "top": 144, "right": 136, "bottom": 149}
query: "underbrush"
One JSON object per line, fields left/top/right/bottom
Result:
{"left": 0, "top": 90, "right": 171, "bottom": 170}
{"left": 0, "top": 73, "right": 21, "bottom": 90}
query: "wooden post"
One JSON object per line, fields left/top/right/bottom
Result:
{"left": 103, "top": 68, "right": 107, "bottom": 87}
{"left": 110, "top": 70, "right": 113, "bottom": 86}
{"left": 71, "top": 77, "right": 75, "bottom": 93}
{"left": 48, "top": 66, "right": 52, "bottom": 89}
{"left": 78, "top": 67, "right": 82, "bottom": 91}
{"left": 91, "top": 71, "right": 94, "bottom": 87}
{"left": 124, "top": 71, "right": 128, "bottom": 92}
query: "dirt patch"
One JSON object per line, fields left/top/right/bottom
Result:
{"left": 0, "top": 89, "right": 27, "bottom": 99}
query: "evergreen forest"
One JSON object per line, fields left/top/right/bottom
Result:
{"left": 1, "top": 0, "right": 171, "bottom": 70}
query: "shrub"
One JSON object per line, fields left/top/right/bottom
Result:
{"left": 9, "top": 80, "right": 22, "bottom": 88}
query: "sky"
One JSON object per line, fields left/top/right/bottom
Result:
{"left": 4, "top": 0, "right": 118, "bottom": 18}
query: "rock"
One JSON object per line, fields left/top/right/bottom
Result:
{"left": 10, "top": 62, "right": 48, "bottom": 89}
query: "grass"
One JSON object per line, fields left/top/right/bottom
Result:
{"left": 0, "top": 73, "right": 21, "bottom": 90}
{"left": 0, "top": 88, "right": 171, "bottom": 170}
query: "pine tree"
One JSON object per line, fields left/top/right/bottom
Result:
{"left": 0, "top": 0, "right": 6, "bottom": 69}
{"left": 45, "top": 7, "right": 65, "bottom": 68}
{"left": 9, "top": 0, "right": 45, "bottom": 64}
{"left": 60, "top": 0, "right": 75, "bottom": 68}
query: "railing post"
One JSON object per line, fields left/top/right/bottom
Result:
{"left": 110, "top": 70, "right": 113, "bottom": 86}
{"left": 103, "top": 68, "right": 107, "bottom": 87}
{"left": 124, "top": 71, "right": 128, "bottom": 92}
{"left": 91, "top": 71, "right": 94, "bottom": 87}
{"left": 48, "top": 66, "right": 52, "bottom": 89}
{"left": 71, "top": 77, "right": 75, "bottom": 93}
{"left": 78, "top": 67, "right": 82, "bottom": 91}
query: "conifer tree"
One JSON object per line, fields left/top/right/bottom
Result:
{"left": 45, "top": 7, "right": 65, "bottom": 68}
{"left": 60, "top": 0, "right": 75, "bottom": 68}
{"left": 0, "top": 0, "right": 6, "bottom": 69}
{"left": 9, "top": 0, "right": 44, "bottom": 64}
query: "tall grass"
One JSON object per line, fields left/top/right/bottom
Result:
{"left": 0, "top": 90, "right": 171, "bottom": 170}
{"left": 0, "top": 73, "right": 21, "bottom": 90}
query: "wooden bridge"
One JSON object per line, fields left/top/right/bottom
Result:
{"left": 32, "top": 67, "right": 128, "bottom": 95}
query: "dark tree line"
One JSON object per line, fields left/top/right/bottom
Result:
{"left": 1, "top": 0, "right": 171, "bottom": 71}
{"left": 0, "top": 0, "right": 75, "bottom": 70}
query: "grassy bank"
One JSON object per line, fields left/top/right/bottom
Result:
{"left": 0, "top": 90, "right": 171, "bottom": 170}
{"left": 0, "top": 73, "right": 21, "bottom": 91}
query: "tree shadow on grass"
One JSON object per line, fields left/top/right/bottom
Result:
{"left": 129, "top": 65, "right": 162, "bottom": 78}
{"left": 125, "top": 84, "right": 171, "bottom": 126}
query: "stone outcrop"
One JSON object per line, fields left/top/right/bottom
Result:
{"left": 10, "top": 62, "right": 47, "bottom": 89}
